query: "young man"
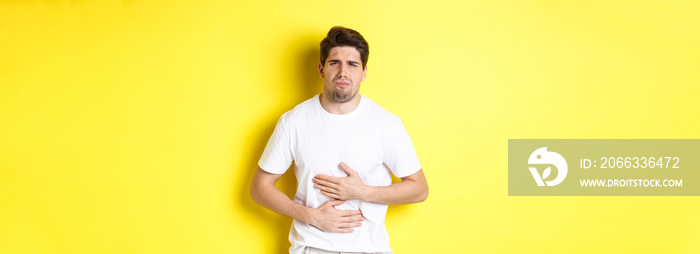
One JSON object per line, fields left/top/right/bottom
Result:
{"left": 250, "top": 26, "right": 428, "bottom": 254}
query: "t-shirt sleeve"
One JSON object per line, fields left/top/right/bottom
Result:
{"left": 382, "top": 118, "right": 422, "bottom": 178}
{"left": 257, "top": 114, "right": 294, "bottom": 174}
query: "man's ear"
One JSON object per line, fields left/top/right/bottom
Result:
{"left": 318, "top": 62, "right": 325, "bottom": 78}
{"left": 361, "top": 65, "right": 367, "bottom": 81}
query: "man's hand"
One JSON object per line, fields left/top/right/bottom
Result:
{"left": 309, "top": 200, "right": 364, "bottom": 233}
{"left": 313, "top": 162, "right": 368, "bottom": 201}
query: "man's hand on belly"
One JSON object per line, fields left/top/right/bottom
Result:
{"left": 313, "top": 162, "right": 369, "bottom": 201}
{"left": 309, "top": 200, "right": 365, "bottom": 233}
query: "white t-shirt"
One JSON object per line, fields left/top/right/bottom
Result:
{"left": 258, "top": 94, "right": 421, "bottom": 254}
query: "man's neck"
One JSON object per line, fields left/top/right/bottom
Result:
{"left": 319, "top": 93, "right": 362, "bottom": 115}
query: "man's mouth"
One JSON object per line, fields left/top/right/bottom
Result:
{"left": 336, "top": 81, "right": 350, "bottom": 87}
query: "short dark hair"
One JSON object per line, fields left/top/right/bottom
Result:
{"left": 320, "top": 26, "right": 369, "bottom": 69}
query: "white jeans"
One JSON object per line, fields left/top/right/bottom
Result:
{"left": 303, "top": 246, "right": 383, "bottom": 254}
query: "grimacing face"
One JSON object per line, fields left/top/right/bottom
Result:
{"left": 318, "top": 46, "right": 367, "bottom": 103}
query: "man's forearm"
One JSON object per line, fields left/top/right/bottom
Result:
{"left": 314, "top": 167, "right": 429, "bottom": 205}
{"left": 250, "top": 173, "right": 313, "bottom": 224}
{"left": 361, "top": 170, "right": 429, "bottom": 205}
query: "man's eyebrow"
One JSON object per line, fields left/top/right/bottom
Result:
{"left": 327, "top": 59, "right": 360, "bottom": 65}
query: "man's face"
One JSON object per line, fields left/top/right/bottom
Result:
{"left": 318, "top": 46, "right": 367, "bottom": 103}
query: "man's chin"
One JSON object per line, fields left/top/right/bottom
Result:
{"left": 332, "top": 92, "right": 354, "bottom": 103}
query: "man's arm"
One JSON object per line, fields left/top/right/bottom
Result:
{"left": 312, "top": 163, "right": 429, "bottom": 205}
{"left": 250, "top": 167, "right": 365, "bottom": 233}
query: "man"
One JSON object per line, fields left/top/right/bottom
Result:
{"left": 250, "top": 26, "right": 428, "bottom": 254}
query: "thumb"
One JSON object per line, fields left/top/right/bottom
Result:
{"left": 339, "top": 162, "right": 356, "bottom": 176}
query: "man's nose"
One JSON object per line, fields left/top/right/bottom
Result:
{"left": 336, "top": 64, "right": 347, "bottom": 78}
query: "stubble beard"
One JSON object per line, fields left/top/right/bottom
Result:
{"left": 326, "top": 86, "right": 358, "bottom": 103}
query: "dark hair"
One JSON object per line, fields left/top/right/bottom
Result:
{"left": 320, "top": 26, "right": 369, "bottom": 68}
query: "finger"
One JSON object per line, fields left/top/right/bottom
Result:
{"left": 315, "top": 184, "right": 338, "bottom": 194}
{"left": 314, "top": 175, "right": 340, "bottom": 183}
{"left": 340, "top": 210, "right": 364, "bottom": 216}
{"left": 339, "top": 162, "right": 356, "bottom": 176}
{"left": 339, "top": 222, "right": 362, "bottom": 228}
{"left": 320, "top": 191, "right": 340, "bottom": 200}
{"left": 313, "top": 178, "right": 339, "bottom": 189}
{"left": 335, "top": 228, "right": 354, "bottom": 233}
{"left": 341, "top": 216, "right": 365, "bottom": 223}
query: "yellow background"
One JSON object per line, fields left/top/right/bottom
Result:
{"left": 1, "top": 1, "right": 699, "bottom": 253}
